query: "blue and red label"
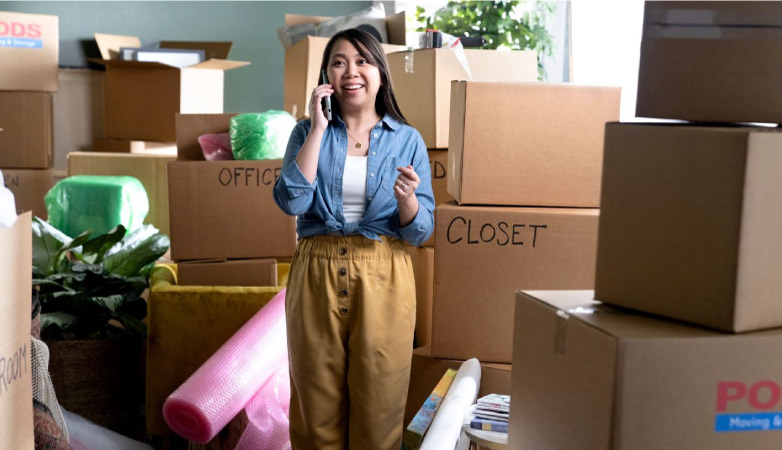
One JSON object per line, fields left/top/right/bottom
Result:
{"left": 715, "top": 381, "right": 782, "bottom": 432}
{"left": 0, "top": 20, "right": 44, "bottom": 49}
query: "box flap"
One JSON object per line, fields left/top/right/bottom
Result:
{"left": 88, "top": 57, "right": 178, "bottom": 70}
{"left": 160, "top": 41, "right": 233, "bottom": 60}
{"left": 644, "top": 1, "right": 782, "bottom": 27}
{"left": 385, "top": 11, "right": 406, "bottom": 45}
{"left": 187, "top": 59, "right": 251, "bottom": 71}
{"left": 176, "top": 113, "right": 238, "bottom": 161}
{"left": 94, "top": 33, "right": 142, "bottom": 60}
{"left": 285, "top": 13, "right": 330, "bottom": 27}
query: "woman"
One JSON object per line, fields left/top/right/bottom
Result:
{"left": 273, "top": 28, "right": 435, "bottom": 450}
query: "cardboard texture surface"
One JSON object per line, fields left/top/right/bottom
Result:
{"left": 510, "top": 290, "right": 782, "bottom": 450}
{"left": 146, "top": 264, "right": 284, "bottom": 435}
{"left": 416, "top": 150, "right": 451, "bottom": 247}
{"left": 636, "top": 2, "right": 782, "bottom": 123}
{"left": 407, "top": 246, "right": 434, "bottom": 349}
{"left": 168, "top": 159, "right": 296, "bottom": 261}
{"left": 52, "top": 69, "right": 104, "bottom": 171}
{"left": 177, "top": 258, "right": 278, "bottom": 287}
{"left": 92, "top": 33, "right": 249, "bottom": 141}
{"left": 405, "top": 349, "right": 510, "bottom": 427}
{"left": 92, "top": 138, "right": 176, "bottom": 155}
{"left": 283, "top": 12, "right": 406, "bottom": 120}
{"left": 388, "top": 49, "right": 537, "bottom": 149}
{"left": 432, "top": 203, "right": 599, "bottom": 363}
{"left": 0, "top": 91, "right": 53, "bottom": 169}
{"left": 0, "top": 213, "right": 34, "bottom": 450}
{"left": 0, "top": 11, "right": 58, "bottom": 92}
{"left": 2, "top": 168, "right": 65, "bottom": 218}
{"left": 595, "top": 123, "right": 782, "bottom": 332}
{"left": 169, "top": 114, "right": 296, "bottom": 261}
{"left": 448, "top": 81, "right": 620, "bottom": 207}
{"left": 431, "top": 203, "right": 598, "bottom": 363}
{"left": 68, "top": 151, "right": 175, "bottom": 236}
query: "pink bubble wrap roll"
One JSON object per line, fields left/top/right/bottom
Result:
{"left": 235, "top": 364, "right": 291, "bottom": 450}
{"left": 163, "top": 289, "right": 288, "bottom": 443}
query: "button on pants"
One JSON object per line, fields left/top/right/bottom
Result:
{"left": 286, "top": 235, "right": 416, "bottom": 450}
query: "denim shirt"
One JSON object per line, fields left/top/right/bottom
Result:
{"left": 273, "top": 114, "right": 435, "bottom": 247}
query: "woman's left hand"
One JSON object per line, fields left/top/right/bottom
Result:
{"left": 393, "top": 165, "right": 420, "bottom": 201}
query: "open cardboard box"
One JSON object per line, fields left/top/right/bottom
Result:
{"left": 283, "top": 12, "right": 406, "bottom": 120}
{"left": 167, "top": 113, "right": 296, "bottom": 261}
{"left": 0, "top": 11, "right": 58, "bottom": 92}
{"left": 90, "top": 33, "right": 249, "bottom": 142}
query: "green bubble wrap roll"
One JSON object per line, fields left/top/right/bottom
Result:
{"left": 230, "top": 111, "right": 296, "bottom": 160}
{"left": 45, "top": 175, "right": 149, "bottom": 238}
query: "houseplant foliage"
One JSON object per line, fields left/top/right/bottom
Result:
{"left": 32, "top": 216, "right": 170, "bottom": 340}
{"left": 415, "top": 0, "right": 556, "bottom": 78}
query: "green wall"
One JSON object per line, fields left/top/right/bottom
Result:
{"left": 0, "top": 1, "right": 373, "bottom": 112}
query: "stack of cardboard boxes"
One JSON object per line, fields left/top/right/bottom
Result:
{"left": 67, "top": 33, "right": 251, "bottom": 237}
{"left": 386, "top": 44, "right": 622, "bottom": 423}
{"left": 509, "top": 2, "right": 782, "bottom": 449}
{"left": 0, "top": 11, "right": 65, "bottom": 219}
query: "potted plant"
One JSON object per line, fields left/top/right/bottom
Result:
{"left": 31, "top": 216, "right": 170, "bottom": 436}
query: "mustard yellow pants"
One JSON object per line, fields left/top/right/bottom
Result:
{"left": 286, "top": 235, "right": 416, "bottom": 450}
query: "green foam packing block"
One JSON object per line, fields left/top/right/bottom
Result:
{"left": 230, "top": 110, "right": 296, "bottom": 160}
{"left": 45, "top": 175, "right": 149, "bottom": 238}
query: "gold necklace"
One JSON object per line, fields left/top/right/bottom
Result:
{"left": 346, "top": 129, "right": 366, "bottom": 149}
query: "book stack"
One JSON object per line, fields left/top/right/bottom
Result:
{"left": 467, "top": 394, "right": 509, "bottom": 433}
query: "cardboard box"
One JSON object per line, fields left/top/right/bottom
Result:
{"left": 0, "top": 212, "right": 34, "bottom": 450}
{"left": 448, "top": 81, "right": 620, "bottom": 207}
{"left": 510, "top": 290, "right": 782, "bottom": 450}
{"left": 595, "top": 123, "right": 782, "bottom": 332}
{"left": 168, "top": 114, "right": 297, "bottom": 261}
{"left": 92, "top": 137, "right": 176, "bottom": 155}
{"left": 283, "top": 12, "right": 406, "bottom": 120}
{"left": 52, "top": 69, "right": 104, "bottom": 171}
{"left": 405, "top": 347, "right": 511, "bottom": 427}
{"left": 91, "top": 33, "right": 249, "bottom": 141}
{"left": 388, "top": 49, "right": 537, "bottom": 149}
{"left": 407, "top": 246, "right": 434, "bottom": 348}
{"left": 177, "top": 258, "right": 278, "bottom": 287}
{"left": 1, "top": 168, "right": 65, "bottom": 218}
{"left": 415, "top": 150, "right": 452, "bottom": 248}
{"left": 0, "top": 11, "right": 58, "bottom": 92}
{"left": 0, "top": 91, "right": 53, "bottom": 169}
{"left": 146, "top": 263, "right": 284, "bottom": 435}
{"left": 432, "top": 202, "right": 598, "bottom": 363}
{"left": 636, "top": 2, "right": 782, "bottom": 123}
{"left": 68, "top": 151, "right": 175, "bottom": 236}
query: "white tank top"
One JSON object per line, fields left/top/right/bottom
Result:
{"left": 342, "top": 156, "right": 368, "bottom": 223}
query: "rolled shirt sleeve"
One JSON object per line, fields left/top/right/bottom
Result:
{"left": 273, "top": 121, "right": 318, "bottom": 216}
{"left": 396, "top": 133, "right": 435, "bottom": 246}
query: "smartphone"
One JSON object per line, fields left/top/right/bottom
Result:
{"left": 320, "top": 70, "right": 332, "bottom": 121}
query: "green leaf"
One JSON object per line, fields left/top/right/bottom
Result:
{"left": 31, "top": 216, "right": 70, "bottom": 275}
{"left": 81, "top": 225, "right": 126, "bottom": 264}
{"left": 88, "top": 294, "right": 124, "bottom": 313}
{"left": 40, "top": 312, "right": 77, "bottom": 331}
{"left": 103, "top": 226, "right": 170, "bottom": 277}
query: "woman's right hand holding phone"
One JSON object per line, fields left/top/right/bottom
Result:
{"left": 309, "top": 84, "right": 333, "bottom": 133}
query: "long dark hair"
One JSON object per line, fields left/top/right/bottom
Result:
{"left": 319, "top": 28, "right": 408, "bottom": 124}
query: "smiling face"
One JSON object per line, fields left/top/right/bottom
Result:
{"left": 327, "top": 38, "right": 382, "bottom": 116}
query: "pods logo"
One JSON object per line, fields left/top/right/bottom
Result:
{"left": 715, "top": 381, "right": 782, "bottom": 433}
